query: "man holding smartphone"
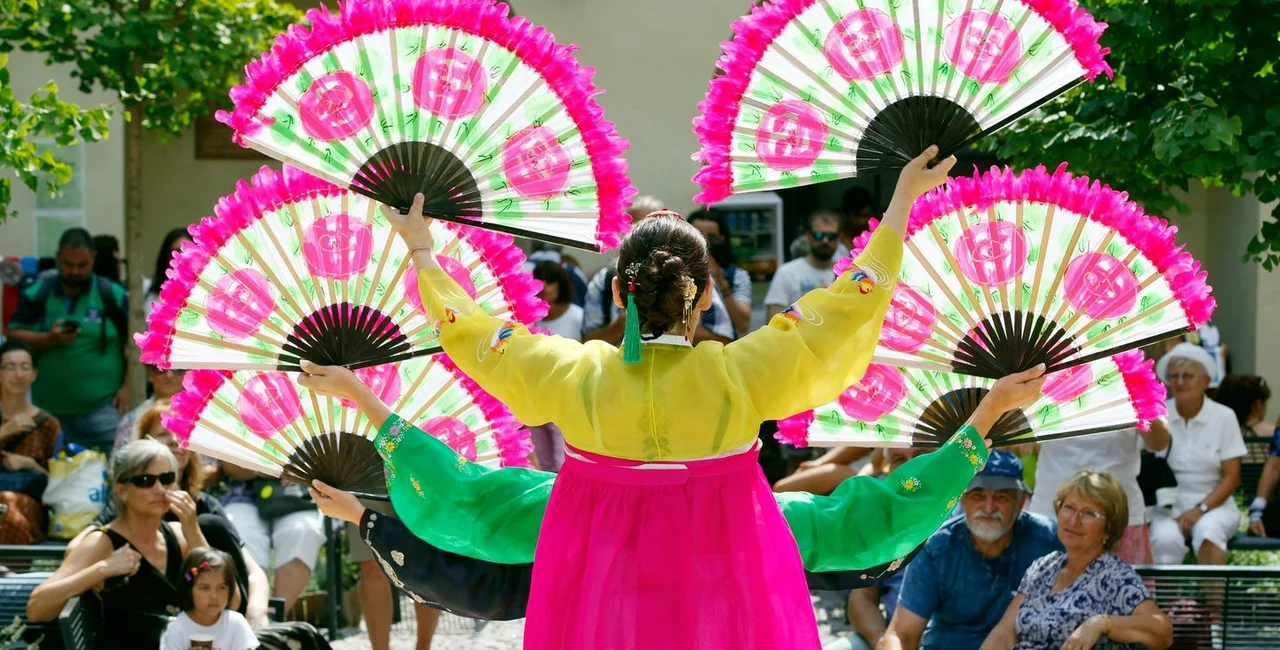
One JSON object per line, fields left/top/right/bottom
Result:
{"left": 6, "top": 228, "right": 130, "bottom": 452}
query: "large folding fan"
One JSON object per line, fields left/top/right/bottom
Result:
{"left": 216, "top": 0, "right": 634, "bottom": 251}
{"left": 137, "top": 165, "right": 544, "bottom": 371}
{"left": 166, "top": 356, "right": 528, "bottom": 499}
{"left": 837, "top": 165, "right": 1214, "bottom": 379}
{"left": 692, "top": 0, "right": 1111, "bottom": 203}
{"left": 778, "top": 350, "right": 1165, "bottom": 449}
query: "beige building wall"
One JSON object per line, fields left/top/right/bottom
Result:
{"left": 0, "top": 51, "right": 124, "bottom": 258}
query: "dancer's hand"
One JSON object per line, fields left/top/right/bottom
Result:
{"left": 881, "top": 145, "right": 957, "bottom": 238}
{"left": 968, "top": 364, "right": 1047, "bottom": 447}
{"left": 298, "top": 360, "right": 365, "bottom": 402}
{"left": 298, "top": 360, "right": 394, "bottom": 429}
{"left": 309, "top": 480, "right": 366, "bottom": 524}
{"left": 381, "top": 193, "right": 435, "bottom": 251}
{"left": 896, "top": 145, "right": 957, "bottom": 202}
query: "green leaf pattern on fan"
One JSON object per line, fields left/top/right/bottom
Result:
{"left": 167, "top": 192, "right": 517, "bottom": 370}
{"left": 803, "top": 356, "right": 1140, "bottom": 448}
{"left": 185, "top": 356, "right": 505, "bottom": 477}
{"left": 870, "top": 201, "right": 1187, "bottom": 373}
{"left": 730, "top": 0, "right": 1087, "bottom": 191}
{"left": 242, "top": 26, "right": 601, "bottom": 244}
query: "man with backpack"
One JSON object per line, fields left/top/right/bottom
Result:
{"left": 5, "top": 228, "right": 129, "bottom": 452}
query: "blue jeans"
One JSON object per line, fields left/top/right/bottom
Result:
{"left": 55, "top": 403, "right": 120, "bottom": 453}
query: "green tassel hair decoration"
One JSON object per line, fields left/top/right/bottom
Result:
{"left": 622, "top": 292, "right": 642, "bottom": 364}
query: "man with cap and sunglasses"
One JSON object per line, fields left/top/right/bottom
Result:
{"left": 876, "top": 451, "right": 1061, "bottom": 650}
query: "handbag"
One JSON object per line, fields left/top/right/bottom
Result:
{"left": 1137, "top": 437, "right": 1177, "bottom": 507}
{"left": 250, "top": 478, "right": 317, "bottom": 520}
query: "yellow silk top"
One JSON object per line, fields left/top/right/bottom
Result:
{"left": 419, "top": 225, "right": 903, "bottom": 461}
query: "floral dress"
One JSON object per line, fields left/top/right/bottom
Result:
{"left": 1014, "top": 551, "right": 1149, "bottom": 650}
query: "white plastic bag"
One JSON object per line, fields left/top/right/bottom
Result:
{"left": 44, "top": 448, "right": 109, "bottom": 540}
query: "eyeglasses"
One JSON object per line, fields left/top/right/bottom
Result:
{"left": 1057, "top": 502, "right": 1106, "bottom": 522}
{"left": 1166, "top": 372, "right": 1202, "bottom": 383}
{"left": 810, "top": 231, "right": 839, "bottom": 242}
{"left": 119, "top": 472, "right": 177, "bottom": 488}
{"left": 0, "top": 364, "right": 34, "bottom": 372}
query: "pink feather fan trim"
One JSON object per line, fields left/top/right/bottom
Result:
{"left": 838, "top": 165, "right": 1215, "bottom": 330}
{"left": 215, "top": 0, "right": 634, "bottom": 250}
{"left": 692, "top": 0, "right": 1112, "bottom": 204}
{"left": 135, "top": 164, "right": 547, "bottom": 367}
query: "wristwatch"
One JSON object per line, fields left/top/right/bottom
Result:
{"left": 1197, "top": 502, "right": 1210, "bottom": 514}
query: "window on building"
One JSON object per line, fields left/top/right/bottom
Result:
{"left": 33, "top": 141, "right": 87, "bottom": 257}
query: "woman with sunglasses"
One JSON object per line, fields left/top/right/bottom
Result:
{"left": 27, "top": 438, "right": 209, "bottom": 649}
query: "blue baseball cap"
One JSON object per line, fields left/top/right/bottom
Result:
{"left": 966, "top": 450, "right": 1029, "bottom": 494}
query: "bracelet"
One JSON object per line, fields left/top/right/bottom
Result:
{"left": 408, "top": 246, "right": 434, "bottom": 255}
{"left": 1101, "top": 614, "right": 1111, "bottom": 636}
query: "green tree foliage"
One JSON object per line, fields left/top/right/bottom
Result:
{"left": 982, "top": 0, "right": 1280, "bottom": 266}
{"left": 0, "top": 52, "right": 111, "bottom": 222}
{"left": 0, "top": 0, "right": 301, "bottom": 135}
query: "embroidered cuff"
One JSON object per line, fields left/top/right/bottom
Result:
{"left": 948, "top": 425, "right": 990, "bottom": 470}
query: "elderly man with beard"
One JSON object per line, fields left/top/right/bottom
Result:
{"left": 876, "top": 451, "right": 1061, "bottom": 650}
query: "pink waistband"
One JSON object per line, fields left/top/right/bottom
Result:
{"left": 561, "top": 442, "right": 761, "bottom": 486}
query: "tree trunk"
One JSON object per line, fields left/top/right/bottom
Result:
{"left": 125, "top": 103, "right": 146, "bottom": 408}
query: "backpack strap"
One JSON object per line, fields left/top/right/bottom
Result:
{"left": 96, "top": 276, "right": 127, "bottom": 356}
{"left": 25, "top": 273, "right": 59, "bottom": 329}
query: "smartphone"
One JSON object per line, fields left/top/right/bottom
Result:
{"left": 61, "top": 320, "right": 80, "bottom": 333}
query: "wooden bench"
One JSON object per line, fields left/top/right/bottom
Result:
{"left": 1135, "top": 564, "right": 1280, "bottom": 649}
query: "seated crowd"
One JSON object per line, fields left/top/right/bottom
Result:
{"left": 2, "top": 197, "right": 1278, "bottom": 650}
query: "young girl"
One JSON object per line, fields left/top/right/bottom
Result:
{"left": 162, "top": 548, "right": 259, "bottom": 650}
{"left": 302, "top": 146, "right": 1048, "bottom": 649}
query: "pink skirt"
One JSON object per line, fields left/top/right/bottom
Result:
{"left": 524, "top": 442, "right": 819, "bottom": 650}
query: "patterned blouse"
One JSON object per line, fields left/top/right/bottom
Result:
{"left": 1014, "top": 551, "right": 1149, "bottom": 650}
{"left": 2, "top": 409, "right": 60, "bottom": 470}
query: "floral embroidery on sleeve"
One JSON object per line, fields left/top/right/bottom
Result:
{"left": 901, "top": 476, "right": 922, "bottom": 492}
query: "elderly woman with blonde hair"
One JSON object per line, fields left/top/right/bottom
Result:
{"left": 980, "top": 470, "right": 1172, "bottom": 650}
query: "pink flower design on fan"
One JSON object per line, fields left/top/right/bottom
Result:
{"left": 823, "top": 9, "right": 905, "bottom": 81}
{"left": 838, "top": 364, "right": 906, "bottom": 422}
{"left": 302, "top": 214, "right": 374, "bottom": 279}
{"left": 755, "top": 100, "right": 828, "bottom": 172}
{"left": 423, "top": 416, "right": 478, "bottom": 462}
{"left": 340, "top": 364, "right": 403, "bottom": 409}
{"left": 944, "top": 11, "right": 1023, "bottom": 84}
{"left": 412, "top": 48, "right": 488, "bottom": 119}
{"left": 502, "top": 125, "right": 572, "bottom": 199}
{"left": 882, "top": 283, "right": 936, "bottom": 352}
{"left": 404, "top": 255, "right": 478, "bottom": 314}
{"left": 237, "top": 373, "right": 303, "bottom": 438}
{"left": 1041, "top": 363, "right": 1094, "bottom": 404}
{"left": 1063, "top": 252, "right": 1140, "bottom": 320}
{"left": 206, "top": 269, "right": 276, "bottom": 340}
{"left": 298, "top": 72, "right": 375, "bottom": 141}
{"left": 954, "top": 221, "right": 1028, "bottom": 286}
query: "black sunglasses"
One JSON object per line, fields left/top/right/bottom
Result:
{"left": 119, "top": 472, "right": 177, "bottom": 488}
{"left": 810, "top": 231, "right": 839, "bottom": 242}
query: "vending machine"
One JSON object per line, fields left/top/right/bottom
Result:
{"left": 711, "top": 191, "right": 784, "bottom": 282}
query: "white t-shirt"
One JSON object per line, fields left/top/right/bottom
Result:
{"left": 1164, "top": 397, "right": 1247, "bottom": 512}
{"left": 161, "top": 610, "right": 259, "bottom": 650}
{"left": 536, "top": 304, "right": 585, "bottom": 342}
{"left": 764, "top": 257, "right": 835, "bottom": 308}
{"left": 1029, "top": 430, "right": 1148, "bottom": 526}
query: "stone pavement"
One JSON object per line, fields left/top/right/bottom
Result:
{"left": 330, "top": 592, "right": 856, "bottom": 649}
